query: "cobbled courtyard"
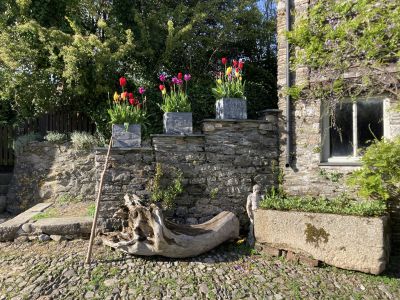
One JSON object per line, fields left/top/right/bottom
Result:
{"left": 0, "top": 240, "right": 399, "bottom": 300}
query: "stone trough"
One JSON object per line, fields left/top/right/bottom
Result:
{"left": 254, "top": 209, "right": 391, "bottom": 275}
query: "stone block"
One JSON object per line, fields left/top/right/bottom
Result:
{"left": 257, "top": 244, "right": 280, "bottom": 257}
{"left": 215, "top": 98, "right": 247, "bottom": 120}
{"left": 254, "top": 209, "right": 390, "bottom": 274}
{"left": 163, "top": 112, "right": 193, "bottom": 135}
{"left": 112, "top": 124, "right": 141, "bottom": 148}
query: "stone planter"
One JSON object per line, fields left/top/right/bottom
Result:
{"left": 112, "top": 124, "right": 141, "bottom": 148}
{"left": 254, "top": 209, "right": 390, "bottom": 275}
{"left": 216, "top": 98, "right": 247, "bottom": 120}
{"left": 163, "top": 112, "right": 193, "bottom": 135}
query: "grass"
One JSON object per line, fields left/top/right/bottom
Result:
{"left": 31, "top": 208, "right": 59, "bottom": 220}
{"left": 87, "top": 203, "right": 96, "bottom": 217}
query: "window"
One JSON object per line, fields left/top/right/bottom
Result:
{"left": 321, "top": 98, "right": 387, "bottom": 163}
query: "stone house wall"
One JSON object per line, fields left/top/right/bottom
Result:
{"left": 277, "top": 0, "right": 400, "bottom": 254}
{"left": 7, "top": 142, "right": 96, "bottom": 213}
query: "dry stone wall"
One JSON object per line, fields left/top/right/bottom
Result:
{"left": 95, "top": 116, "right": 280, "bottom": 229}
{"left": 7, "top": 142, "right": 96, "bottom": 213}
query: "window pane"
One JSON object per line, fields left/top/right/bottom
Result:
{"left": 330, "top": 102, "right": 353, "bottom": 157}
{"left": 357, "top": 99, "right": 383, "bottom": 150}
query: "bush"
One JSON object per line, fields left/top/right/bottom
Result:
{"left": 260, "top": 192, "right": 387, "bottom": 217}
{"left": 14, "top": 132, "right": 42, "bottom": 154}
{"left": 44, "top": 131, "right": 67, "bottom": 144}
{"left": 348, "top": 137, "right": 400, "bottom": 201}
{"left": 70, "top": 131, "right": 101, "bottom": 150}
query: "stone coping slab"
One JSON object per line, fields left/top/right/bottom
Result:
{"left": 254, "top": 209, "right": 390, "bottom": 275}
{"left": 0, "top": 202, "right": 53, "bottom": 241}
{"left": 202, "top": 119, "right": 269, "bottom": 123}
{"left": 0, "top": 203, "right": 53, "bottom": 228}
{"left": 151, "top": 134, "right": 205, "bottom": 138}
{"left": 32, "top": 216, "right": 93, "bottom": 236}
{"left": 95, "top": 146, "right": 153, "bottom": 152}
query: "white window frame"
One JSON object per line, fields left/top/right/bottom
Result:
{"left": 321, "top": 97, "right": 390, "bottom": 163}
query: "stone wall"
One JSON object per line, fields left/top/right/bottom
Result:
{"left": 277, "top": 0, "right": 400, "bottom": 254}
{"left": 96, "top": 117, "right": 280, "bottom": 229}
{"left": 7, "top": 142, "right": 96, "bottom": 213}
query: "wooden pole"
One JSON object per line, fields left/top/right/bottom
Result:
{"left": 85, "top": 138, "right": 113, "bottom": 265}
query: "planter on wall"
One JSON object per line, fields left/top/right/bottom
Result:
{"left": 254, "top": 209, "right": 390, "bottom": 275}
{"left": 163, "top": 112, "right": 193, "bottom": 135}
{"left": 216, "top": 98, "right": 247, "bottom": 120}
{"left": 112, "top": 124, "right": 141, "bottom": 147}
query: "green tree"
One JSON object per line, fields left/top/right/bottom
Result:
{"left": 0, "top": 0, "right": 277, "bottom": 133}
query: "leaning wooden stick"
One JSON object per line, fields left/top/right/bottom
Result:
{"left": 85, "top": 137, "right": 113, "bottom": 265}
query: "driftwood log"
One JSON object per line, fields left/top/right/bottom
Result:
{"left": 101, "top": 194, "right": 240, "bottom": 258}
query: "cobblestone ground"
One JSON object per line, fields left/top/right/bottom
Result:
{"left": 0, "top": 240, "right": 399, "bottom": 300}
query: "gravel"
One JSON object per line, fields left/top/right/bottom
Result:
{"left": 0, "top": 240, "right": 399, "bottom": 299}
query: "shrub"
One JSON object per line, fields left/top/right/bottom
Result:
{"left": 348, "top": 137, "right": 400, "bottom": 201}
{"left": 44, "top": 131, "right": 67, "bottom": 144}
{"left": 14, "top": 132, "right": 42, "bottom": 154}
{"left": 260, "top": 192, "right": 387, "bottom": 217}
{"left": 70, "top": 131, "right": 101, "bottom": 150}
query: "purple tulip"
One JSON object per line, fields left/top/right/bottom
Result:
{"left": 171, "top": 77, "right": 179, "bottom": 85}
{"left": 177, "top": 79, "right": 183, "bottom": 85}
{"left": 159, "top": 74, "right": 166, "bottom": 82}
{"left": 138, "top": 87, "right": 145, "bottom": 94}
{"left": 184, "top": 74, "right": 191, "bottom": 81}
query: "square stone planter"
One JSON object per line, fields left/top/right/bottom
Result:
{"left": 216, "top": 98, "right": 247, "bottom": 120}
{"left": 254, "top": 209, "right": 390, "bottom": 275}
{"left": 112, "top": 124, "right": 141, "bottom": 148}
{"left": 163, "top": 112, "right": 193, "bottom": 135}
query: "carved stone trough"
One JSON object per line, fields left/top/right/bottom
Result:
{"left": 101, "top": 194, "right": 240, "bottom": 258}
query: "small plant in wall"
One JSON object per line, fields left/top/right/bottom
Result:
{"left": 147, "top": 163, "right": 184, "bottom": 209}
{"left": 108, "top": 77, "right": 147, "bottom": 147}
{"left": 212, "top": 57, "right": 247, "bottom": 119}
{"left": 158, "top": 72, "right": 193, "bottom": 135}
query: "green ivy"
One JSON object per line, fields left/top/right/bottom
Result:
{"left": 287, "top": 0, "right": 400, "bottom": 106}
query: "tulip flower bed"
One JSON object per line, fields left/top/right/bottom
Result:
{"left": 108, "top": 77, "right": 148, "bottom": 147}
{"left": 213, "top": 58, "right": 247, "bottom": 120}
{"left": 158, "top": 72, "right": 193, "bottom": 135}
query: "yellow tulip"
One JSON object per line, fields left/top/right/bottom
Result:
{"left": 235, "top": 71, "right": 240, "bottom": 78}
{"left": 113, "top": 92, "right": 119, "bottom": 102}
{"left": 239, "top": 76, "right": 242, "bottom": 81}
{"left": 226, "top": 67, "right": 232, "bottom": 76}
{"left": 217, "top": 79, "right": 222, "bottom": 84}
{"left": 162, "top": 89, "right": 166, "bottom": 95}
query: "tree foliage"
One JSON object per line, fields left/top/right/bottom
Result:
{"left": 0, "top": 0, "right": 277, "bottom": 133}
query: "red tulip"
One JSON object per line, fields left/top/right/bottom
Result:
{"left": 129, "top": 97, "right": 135, "bottom": 105}
{"left": 233, "top": 60, "right": 238, "bottom": 67}
{"left": 119, "top": 77, "right": 127, "bottom": 87}
{"left": 159, "top": 84, "right": 165, "bottom": 91}
{"left": 221, "top": 57, "right": 227, "bottom": 65}
{"left": 238, "top": 60, "right": 244, "bottom": 70}
{"left": 128, "top": 92, "right": 134, "bottom": 99}
{"left": 177, "top": 72, "right": 183, "bottom": 80}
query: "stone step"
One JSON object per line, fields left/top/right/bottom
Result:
{"left": 0, "top": 185, "right": 8, "bottom": 195}
{"left": 0, "top": 173, "right": 12, "bottom": 185}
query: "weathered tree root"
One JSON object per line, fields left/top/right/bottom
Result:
{"left": 101, "top": 194, "right": 240, "bottom": 258}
